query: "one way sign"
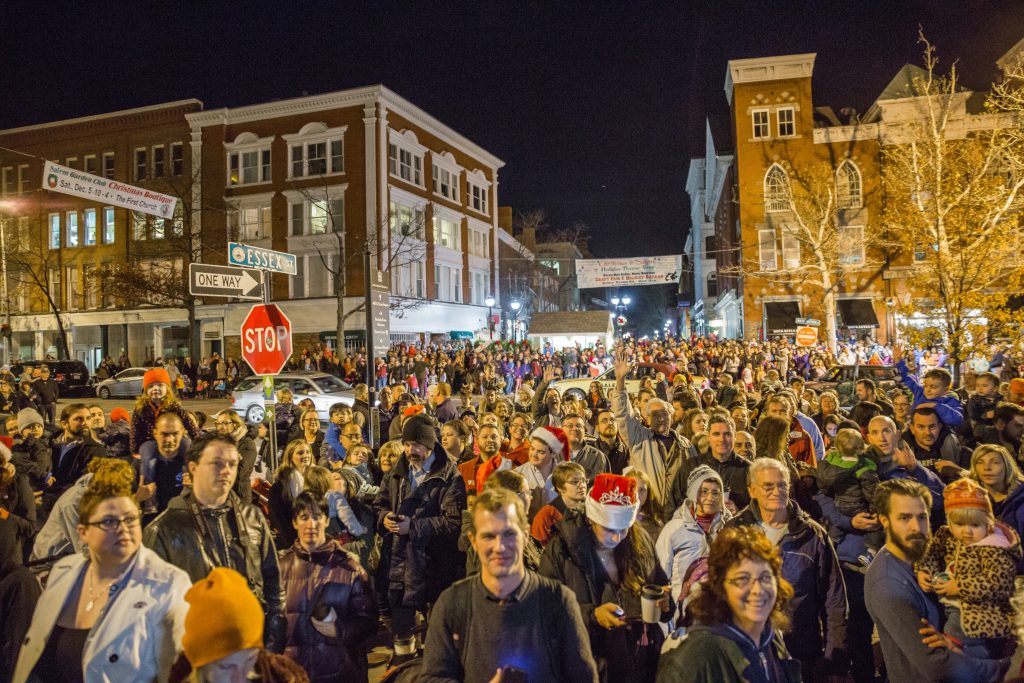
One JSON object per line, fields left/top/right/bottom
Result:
{"left": 189, "top": 263, "right": 263, "bottom": 300}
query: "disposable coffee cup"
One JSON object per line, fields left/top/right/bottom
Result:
{"left": 393, "top": 635, "right": 417, "bottom": 656}
{"left": 641, "top": 584, "right": 664, "bottom": 624}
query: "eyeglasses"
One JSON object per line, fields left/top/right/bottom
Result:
{"left": 341, "top": 432, "right": 361, "bottom": 440}
{"left": 215, "top": 420, "right": 234, "bottom": 428}
{"left": 724, "top": 573, "right": 776, "bottom": 590}
{"left": 565, "top": 478, "right": 587, "bottom": 487}
{"left": 85, "top": 514, "right": 141, "bottom": 532}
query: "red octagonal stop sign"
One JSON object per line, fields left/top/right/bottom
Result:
{"left": 240, "top": 304, "right": 292, "bottom": 375}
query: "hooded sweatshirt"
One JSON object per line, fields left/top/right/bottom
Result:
{"left": 655, "top": 500, "right": 731, "bottom": 603}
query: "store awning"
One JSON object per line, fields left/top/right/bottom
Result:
{"left": 837, "top": 299, "right": 879, "bottom": 329}
{"left": 449, "top": 331, "right": 475, "bottom": 340}
{"left": 764, "top": 301, "right": 801, "bottom": 335}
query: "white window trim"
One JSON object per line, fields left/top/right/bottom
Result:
{"left": 836, "top": 160, "right": 863, "bottom": 209}
{"left": 764, "top": 164, "right": 790, "bottom": 213}
{"left": 83, "top": 154, "right": 97, "bottom": 175}
{"left": 781, "top": 227, "right": 801, "bottom": 270}
{"left": 838, "top": 224, "right": 865, "bottom": 265}
{"left": 758, "top": 228, "right": 777, "bottom": 271}
{"left": 431, "top": 151, "right": 462, "bottom": 202}
{"left": 102, "top": 152, "right": 115, "bottom": 179}
{"left": 752, "top": 108, "right": 771, "bottom": 140}
{"left": 152, "top": 144, "right": 166, "bottom": 178}
{"left": 226, "top": 191, "right": 276, "bottom": 241}
{"left": 224, "top": 133, "right": 275, "bottom": 186}
{"left": 283, "top": 185, "right": 346, "bottom": 238}
{"left": 283, "top": 122, "right": 348, "bottom": 180}
{"left": 134, "top": 147, "right": 147, "bottom": 181}
{"left": 466, "top": 169, "right": 491, "bottom": 216}
{"left": 387, "top": 129, "right": 427, "bottom": 188}
{"left": 776, "top": 106, "right": 796, "bottom": 138}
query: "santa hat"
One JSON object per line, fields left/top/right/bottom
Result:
{"left": 585, "top": 473, "right": 639, "bottom": 530}
{"left": 944, "top": 478, "right": 993, "bottom": 515}
{"left": 530, "top": 426, "right": 570, "bottom": 460}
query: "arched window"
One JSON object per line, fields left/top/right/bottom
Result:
{"left": 706, "top": 272, "right": 718, "bottom": 298}
{"left": 764, "top": 164, "right": 790, "bottom": 213}
{"left": 836, "top": 160, "right": 862, "bottom": 209}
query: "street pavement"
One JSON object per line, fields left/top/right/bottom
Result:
{"left": 59, "top": 396, "right": 233, "bottom": 418}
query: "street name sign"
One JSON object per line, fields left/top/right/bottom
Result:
{"left": 369, "top": 269, "right": 391, "bottom": 360}
{"left": 189, "top": 263, "right": 264, "bottom": 300}
{"left": 228, "top": 241, "right": 297, "bottom": 275}
{"left": 43, "top": 160, "right": 177, "bottom": 219}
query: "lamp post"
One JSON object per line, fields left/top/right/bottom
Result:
{"left": 610, "top": 295, "right": 631, "bottom": 337}
{"left": 510, "top": 300, "right": 522, "bottom": 343}
{"left": 485, "top": 296, "right": 496, "bottom": 340}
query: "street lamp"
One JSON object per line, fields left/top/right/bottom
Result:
{"left": 510, "top": 300, "right": 522, "bottom": 343}
{"left": 610, "top": 295, "right": 631, "bottom": 337}
{"left": 485, "top": 296, "right": 496, "bottom": 340}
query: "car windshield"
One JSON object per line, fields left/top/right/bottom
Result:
{"left": 311, "top": 375, "right": 351, "bottom": 393}
{"left": 234, "top": 378, "right": 260, "bottom": 392}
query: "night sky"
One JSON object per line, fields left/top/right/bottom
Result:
{"left": 3, "top": 1, "right": 1022, "bottom": 326}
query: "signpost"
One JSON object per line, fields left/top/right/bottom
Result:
{"left": 241, "top": 304, "right": 293, "bottom": 470}
{"left": 364, "top": 248, "right": 391, "bottom": 447}
{"left": 228, "top": 241, "right": 297, "bottom": 276}
{"left": 795, "top": 326, "right": 818, "bottom": 347}
{"left": 188, "top": 263, "right": 263, "bottom": 299}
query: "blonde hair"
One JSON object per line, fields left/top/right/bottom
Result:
{"left": 946, "top": 506, "right": 994, "bottom": 529}
{"left": 970, "top": 444, "right": 1024, "bottom": 496}
{"left": 834, "top": 428, "right": 865, "bottom": 459}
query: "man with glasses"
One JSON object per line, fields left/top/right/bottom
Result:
{"left": 725, "top": 457, "right": 849, "bottom": 679}
{"left": 322, "top": 423, "right": 364, "bottom": 471}
{"left": 143, "top": 431, "right": 286, "bottom": 653}
{"left": 322, "top": 402, "right": 354, "bottom": 466}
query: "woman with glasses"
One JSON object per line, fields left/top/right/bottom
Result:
{"left": 656, "top": 526, "right": 799, "bottom": 683}
{"left": 14, "top": 467, "right": 190, "bottom": 683}
{"left": 214, "top": 410, "right": 258, "bottom": 504}
{"left": 294, "top": 409, "right": 325, "bottom": 458}
{"left": 531, "top": 461, "right": 588, "bottom": 546}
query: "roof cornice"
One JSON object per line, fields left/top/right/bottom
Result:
{"left": 0, "top": 99, "right": 203, "bottom": 136}
{"left": 725, "top": 53, "right": 816, "bottom": 105}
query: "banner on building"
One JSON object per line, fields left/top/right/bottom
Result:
{"left": 42, "top": 161, "right": 178, "bottom": 219}
{"left": 575, "top": 255, "right": 683, "bottom": 289}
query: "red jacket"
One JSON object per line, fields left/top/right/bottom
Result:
{"left": 787, "top": 419, "right": 815, "bottom": 468}
{"left": 475, "top": 440, "right": 530, "bottom": 493}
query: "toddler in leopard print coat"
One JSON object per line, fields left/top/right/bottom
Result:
{"left": 916, "top": 478, "right": 1022, "bottom": 660}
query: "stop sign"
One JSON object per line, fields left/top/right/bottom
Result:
{"left": 240, "top": 304, "right": 292, "bottom": 375}
{"left": 795, "top": 326, "right": 817, "bottom": 347}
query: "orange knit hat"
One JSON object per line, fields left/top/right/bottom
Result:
{"left": 182, "top": 567, "right": 264, "bottom": 669}
{"left": 143, "top": 367, "right": 171, "bottom": 389}
{"left": 943, "top": 478, "right": 993, "bottom": 514}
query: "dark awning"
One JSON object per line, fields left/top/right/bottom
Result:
{"left": 764, "top": 301, "right": 801, "bottom": 335}
{"left": 837, "top": 299, "right": 879, "bottom": 329}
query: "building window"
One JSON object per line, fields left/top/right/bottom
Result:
{"left": 468, "top": 182, "right": 489, "bottom": 214}
{"left": 306, "top": 253, "right": 335, "bottom": 298}
{"left": 83, "top": 265, "right": 98, "bottom": 309}
{"left": 64, "top": 211, "right": 78, "bottom": 248}
{"left": 839, "top": 225, "right": 865, "bottom": 264}
{"left": 388, "top": 144, "right": 423, "bottom": 186}
{"left": 17, "top": 164, "right": 29, "bottom": 194}
{"left": 152, "top": 217, "right": 165, "bottom": 240}
{"left": 434, "top": 263, "right": 462, "bottom": 302}
{"left": 432, "top": 164, "right": 459, "bottom": 201}
{"left": 66, "top": 157, "right": 78, "bottom": 170}
{"left": 389, "top": 200, "right": 424, "bottom": 240}
{"left": 433, "top": 216, "right": 461, "bottom": 250}
{"left": 132, "top": 212, "right": 147, "bottom": 240}
{"left": 84, "top": 155, "right": 97, "bottom": 175}
{"left": 291, "top": 257, "right": 305, "bottom": 298}
{"left": 471, "top": 270, "right": 488, "bottom": 305}
{"left": 777, "top": 107, "right": 796, "bottom": 137}
{"left": 103, "top": 207, "right": 115, "bottom": 244}
{"left": 707, "top": 272, "right": 718, "bottom": 298}
{"left": 48, "top": 269, "right": 61, "bottom": 306}
{"left": 704, "top": 235, "right": 716, "bottom": 257}
{"left": 83, "top": 208, "right": 97, "bottom": 246}
{"left": 469, "top": 228, "right": 490, "bottom": 258}
{"left": 764, "top": 164, "right": 789, "bottom": 213}
{"left": 758, "top": 228, "right": 777, "bottom": 271}
{"left": 836, "top": 160, "right": 862, "bottom": 209}
{"left": 781, "top": 229, "right": 800, "bottom": 270}
{"left": 752, "top": 109, "right": 770, "bottom": 139}
{"left": 102, "top": 152, "right": 115, "bottom": 179}
{"left": 171, "top": 143, "right": 183, "bottom": 176}
{"left": 231, "top": 203, "right": 272, "bottom": 241}
{"left": 65, "top": 266, "right": 79, "bottom": 311}
{"left": 290, "top": 198, "right": 344, "bottom": 236}
{"left": 290, "top": 138, "right": 344, "bottom": 178}
{"left": 1, "top": 167, "right": 13, "bottom": 196}
{"left": 228, "top": 147, "right": 272, "bottom": 186}
{"left": 49, "top": 213, "right": 60, "bottom": 249}
{"left": 152, "top": 145, "right": 165, "bottom": 178}
{"left": 135, "top": 148, "right": 147, "bottom": 181}
{"left": 391, "top": 261, "right": 425, "bottom": 299}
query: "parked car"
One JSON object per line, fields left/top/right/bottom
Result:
{"left": 10, "top": 359, "right": 93, "bottom": 398}
{"left": 549, "top": 362, "right": 690, "bottom": 401}
{"left": 806, "top": 364, "right": 899, "bottom": 406}
{"left": 94, "top": 367, "right": 150, "bottom": 399}
{"left": 231, "top": 372, "right": 355, "bottom": 424}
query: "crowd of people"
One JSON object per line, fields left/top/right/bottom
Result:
{"left": 1, "top": 334, "right": 1024, "bottom": 682}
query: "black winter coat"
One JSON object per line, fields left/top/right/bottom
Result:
{"left": 666, "top": 450, "right": 752, "bottom": 516}
{"left": 372, "top": 444, "right": 466, "bottom": 606}
{"left": 725, "top": 501, "right": 848, "bottom": 668}
{"left": 0, "top": 515, "right": 41, "bottom": 683}
{"left": 235, "top": 432, "right": 258, "bottom": 504}
{"left": 142, "top": 489, "right": 287, "bottom": 653}
{"left": 49, "top": 437, "right": 106, "bottom": 490}
{"left": 10, "top": 436, "right": 52, "bottom": 490}
{"left": 539, "top": 511, "right": 671, "bottom": 683}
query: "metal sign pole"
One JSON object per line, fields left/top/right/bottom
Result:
{"left": 262, "top": 271, "right": 278, "bottom": 476}
{"left": 363, "top": 245, "right": 379, "bottom": 448}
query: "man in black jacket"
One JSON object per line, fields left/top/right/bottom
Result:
{"left": 47, "top": 404, "right": 106, "bottom": 501}
{"left": 142, "top": 431, "right": 286, "bottom": 653}
{"left": 31, "top": 366, "right": 58, "bottom": 425}
{"left": 726, "top": 457, "right": 849, "bottom": 679}
{"left": 373, "top": 413, "right": 466, "bottom": 644}
{"left": 666, "top": 414, "right": 751, "bottom": 515}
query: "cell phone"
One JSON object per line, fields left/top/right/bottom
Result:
{"left": 500, "top": 667, "right": 528, "bottom": 683}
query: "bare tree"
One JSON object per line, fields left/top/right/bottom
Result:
{"left": 880, "top": 34, "right": 1024, "bottom": 379}
{"left": 6, "top": 244, "right": 71, "bottom": 359}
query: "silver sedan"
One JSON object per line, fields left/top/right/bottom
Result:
{"left": 230, "top": 372, "right": 355, "bottom": 423}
